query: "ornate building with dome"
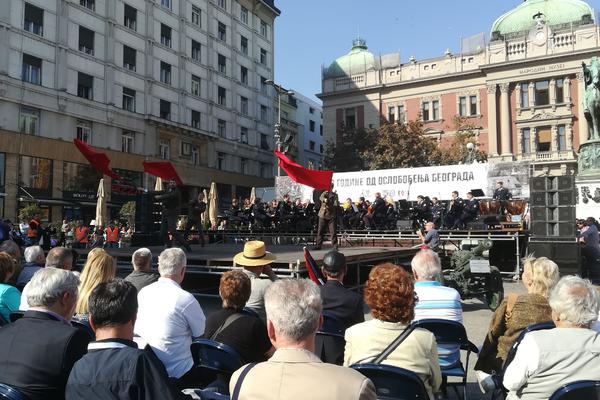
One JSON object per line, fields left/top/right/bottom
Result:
{"left": 319, "top": 0, "right": 599, "bottom": 177}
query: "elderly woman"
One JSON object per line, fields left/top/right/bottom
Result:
{"left": 344, "top": 263, "right": 441, "bottom": 399}
{"left": 203, "top": 270, "right": 274, "bottom": 363}
{"left": 504, "top": 276, "right": 600, "bottom": 399}
{"left": 0, "top": 253, "right": 20, "bottom": 322}
{"left": 475, "top": 257, "right": 560, "bottom": 392}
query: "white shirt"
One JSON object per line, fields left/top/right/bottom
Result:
{"left": 134, "top": 277, "right": 206, "bottom": 378}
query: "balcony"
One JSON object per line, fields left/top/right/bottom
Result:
{"left": 518, "top": 150, "right": 576, "bottom": 163}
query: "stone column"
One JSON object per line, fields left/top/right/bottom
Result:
{"left": 486, "top": 84, "right": 499, "bottom": 156}
{"left": 564, "top": 76, "right": 572, "bottom": 107}
{"left": 577, "top": 72, "right": 589, "bottom": 146}
{"left": 528, "top": 82, "right": 535, "bottom": 108}
{"left": 549, "top": 78, "right": 557, "bottom": 105}
{"left": 518, "top": 128, "right": 523, "bottom": 154}
{"left": 550, "top": 125, "right": 558, "bottom": 152}
{"left": 531, "top": 127, "right": 538, "bottom": 154}
{"left": 500, "top": 83, "right": 512, "bottom": 156}
{"left": 566, "top": 122, "right": 574, "bottom": 150}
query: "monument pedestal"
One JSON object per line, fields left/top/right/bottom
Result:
{"left": 576, "top": 140, "right": 600, "bottom": 218}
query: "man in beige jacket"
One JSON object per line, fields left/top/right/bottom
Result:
{"left": 229, "top": 279, "right": 376, "bottom": 400}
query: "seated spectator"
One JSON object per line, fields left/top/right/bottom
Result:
{"left": 233, "top": 241, "right": 278, "bottom": 321}
{"left": 0, "top": 253, "right": 20, "bottom": 322}
{"left": 20, "top": 246, "right": 74, "bottom": 310}
{"left": 135, "top": 248, "right": 206, "bottom": 388}
{"left": 320, "top": 249, "right": 364, "bottom": 329}
{"left": 229, "top": 279, "right": 376, "bottom": 400}
{"left": 504, "top": 276, "right": 600, "bottom": 399}
{"left": 74, "top": 248, "right": 117, "bottom": 321}
{"left": 16, "top": 245, "right": 45, "bottom": 288}
{"left": 203, "top": 270, "right": 274, "bottom": 363}
{"left": 66, "top": 280, "right": 187, "bottom": 400}
{"left": 124, "top": 248, "right": 159, "bottom": 292}
{"left": 0, "top": 268, "right": 90, "bottom": 400}
{"left": 412, "top": 249, "right": 463, "bottom": 323}
{"left": 0, "top": 240, "right": 22, "bottom": 286}
{"left": 475, "top": 257, "right": 559, "bottom": 392}
{"left": 344, "top": 263, "right": 442, "bottom": 399}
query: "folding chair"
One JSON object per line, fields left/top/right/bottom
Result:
{"left": 315, "top": 312, "right": 345, "bottom": 365}
{"left": 351, "top": 363, "right": 430, "bottom": 400}
{"left": 549, "top": 380, "right": 600, "bottom": 400}
{"left": 190, "top": 338, "right": 244, "bottom": 388}
{"left": 0, "top": 383, "right": 27, "bottom": 400}
{"left": 8, "top": 312, "right": 24, "bottom": 323}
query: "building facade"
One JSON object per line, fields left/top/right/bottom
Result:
{"left": 0, "top": 0, "right": 279, "bottom": 222}
{"left": 319, "top": 0, "right": 599, "bottom": 180}
{"left": 293, "top": 92, "right": 323, "bottom": 169}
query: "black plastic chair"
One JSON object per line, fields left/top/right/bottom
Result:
{"left": 411, "top": 319, "right": 478, "bottom": 400}
{"left": 241, "top": 307, "right": 259, "bottom": 318}
{"left": 195, "top": 390, "right": 231, "bottom": 400}
{"left": 8, "top": 312, "right": 24, "bottom": 323}
{"left": 549, "top": 380, "right": 600, "bottom": 400}
{"left": 71, "top": 320, "right": 95, "bottom": 339}
{"left": 351, "top": 363, "right": 430, "bottom": 400}
{"left": 315, "top": 312, "right": 345, "bottom": 365}
{"left": 0, "top": 383, "right": 27, "bottom": 400}
{"left": 191, "top": 338, "right": 244, "bottom": 375}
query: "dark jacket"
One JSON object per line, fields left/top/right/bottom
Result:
{"left": 0, "top": 310, "right": 91, "bottom": 400}
{"left": 187, "top": 199, "right": 206, "bottom": 219}
{"left": 155, "top": 188, "right": 181, "bottom": 216}
{"left": 16, "top": 262, "right": 44, "bottom": 287}
{"left": 124, "top": 271, "right": 159, "bottom": 293}
{"left": 319, "top": 280, "right": 364, "bottom": 330}
{"left": 318, "top": 191, "right": 339, "bottom": 219}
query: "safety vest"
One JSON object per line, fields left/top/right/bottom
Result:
{"left": 27, "top": 219, "right": 40, "bottom": 238}
{"left": 105, "top": 227, "right": 119, "bottom": 243}
{"left": 75, "top": 227, "right": 89, "bottom": 243}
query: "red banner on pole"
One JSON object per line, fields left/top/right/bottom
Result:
{"left": 143, "top": 161, "right": 184, "bottom": 187}
{"left": 274, "top": 150, "right": 333, "bottom": 190}
{"left": 73, "top": 139, "right": 121, "bottom": 179}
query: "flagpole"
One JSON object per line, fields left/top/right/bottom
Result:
{"left": 265, "top": 80, "right": 294, "bottom": 178}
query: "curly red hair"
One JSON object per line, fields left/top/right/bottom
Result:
{"left": 364, "top": 263, "right": 415, "bottom": 323}
{"left": 219, "top": 270, "right": 251, "bottom": 311}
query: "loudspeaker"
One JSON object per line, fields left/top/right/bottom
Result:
{"left": 131, "top": 232, "right": 162, "bottom": 247}
{"left": 528, "top": 241, "right": 580, "bottom": 275}
{"left": 531, "top": 207, "right": 546, "bottom": 221}
{"left": 558, "top": 191, "right": 574, "bottom": 205}
{"left": 558, "top": 207, "right": 576, "bottom": 221}
{"left": 557, "top": 176, "right": 575, "bottom": 191}
{"left": 531, "top": 177, "right": 548, "bottom": 192}
{"left": 531, "top": 221, "right": 549, "bottom": 236}
{"left": 135, "top": 193, "right": 160, "bottom": 233}
{"left": 531, "top": 192, "right": 546, "bottom": 206}
{"left": 557, "top": 222, "right": 575, "bottom": 236}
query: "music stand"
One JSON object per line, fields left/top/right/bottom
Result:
{"left": 470, "top": 189, "right": 485, "bottom": 198}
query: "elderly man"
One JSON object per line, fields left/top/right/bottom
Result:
{"left": 124, "top": 248, "right": 158, "bottom": 292}
{"left": 417, "top": 221, "right": 440, "bottom": 251}
{"left": 503, "top": 276, "right": 600, "bottom": 400}
{"left": 0, "top": 268, "right": 90, "bottom": 400}
{"left": 16, "top": 245, "right": 45, "bottom": 287}
{"left": 134, "top": 248, "right": 206, "bottom": 388}
{"left": 229, "top": 279, "right": 376, "bottom": 400}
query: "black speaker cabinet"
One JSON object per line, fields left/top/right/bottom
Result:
{"left": 531, "top": 221, "right": 549, "bottom": 236}
{"left": 531, "top": 177, "right": 548, "bottom": 192}
{"left": 531, "top": 207, "right": 547, "bottom": 221}
{"left": 531, "top": 192, "right": 546, "bottom": 206}
{"left": 558, "top": 207, "right": 576, "bottom": 222}
{"left": 557, "top": 222, "right": 575, "bottom": 237}
{"left": 557, "top": 176, "right": 575, "bottom": 191}
{"left": 557, "top": 191, "right": 575, "bottom": 205}
{"left": 528, "top": 241, "right": 580, "bottom": 275}
{"left": 135, "top": 193, "right": 160, "bottom": 233}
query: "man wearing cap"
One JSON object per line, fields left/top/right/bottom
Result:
{"left": 234, "top": 241, "right": 278, "bottom": 321}
{"left": 315, "top": 185, "right": 339, "bottom": 250}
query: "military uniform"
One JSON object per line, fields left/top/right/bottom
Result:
{"left": 493, "top": 187, "right": 512, "bottom": 201}
{"left": 316, "top": 191, "right": 339, "bottom": 247}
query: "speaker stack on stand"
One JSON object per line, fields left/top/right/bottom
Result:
{"left": 528, "top": 176, "right": 580, "bottom": 275}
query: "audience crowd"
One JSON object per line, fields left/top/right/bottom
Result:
{"left": 0, "top": 237, "right": 598, "bottom": 400}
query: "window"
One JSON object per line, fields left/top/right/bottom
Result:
{"left": 260, "top": 105, "right": 268, "bottom": 122}
{"left": 218, "top": 86, "right": 226, "bottom": 106}
{"left": 160, "top": 62, "right": 171, "bottom": 85}
{"left": 344, "top": 108, "right": 356, "bottom": 129}
{"left": 121, "top": 131, "right": 135, "bottom": 153}
{"left": 535, "top": 80, "right": 550, "bottom": 106}
{"left": 557, "top": 125, "right": 567, "bottom": 151}
{"left": 309, "top": 107, "right": 315, "bottom": 114}
{"left": 388, "top": 106, "right": 396, "bottom": 123}
{"left": 191, "top": 146, "right": 199, "bottom": 165}
{"left": 459, "top": 96, "right": 477, "bottom": 116}
{"left": 123, "top": 45, "right": 136, "bottom": 71}
{"left": 398, "top": 105, "right": 405, "bottom": 123}
{"left": 181, "top": 141, "right": 192, "bottom": 156}
{"left": 160, "top": 100, "right": 171, "bottom": 120}
{"left": 22, "top": 54, "right": 41, "bottom": 85}
{"left": 80, "top": 0, "right": 95, "bottom": 11}
{"left": 537, "top": 126, "right": 552, "bottom": 152}
{"left": 260, "top": 133, "right": 269, "bottom": 150}
{"left": 160, "top": 24, "right": 171, "bottom": 47}
{"left": 217, "top": 0, "right": 226, "bottom": 9}
{"left": 556, "top": 79, "right": 564, "bottom": 104}
{"left": 78, "top": 26, "right": 94, "bottom": 55}
{"left": 19, "top": 156, "right": 52, "bottom": 193}
{"left": 240, "top": 35, "right": 248, "bottom": 55}
{"left": 124, "top": 4, "right": 136, "bottom": 30}
{"left": 191, "top": 40, "right": 201, "bottom": 62}
{"left": 260, "top": 76, "right": 267, "bottom": 94}
{"left": 240, "top": 127, "right": 248, "bottom": 143}
{"left": 218, "top": 54, "right": 226, "bottom": 74}
{"left": 191, "top": 110, "right": 201, "bottom": 128}
{"left": 260, "top": 20, "right": 268, "bottom": 37}
{"left": 260, "top": 48, "right": 267, "bottom": 65}
{"left": 459, "top": 97, "right": 467, "bottom": 117}
{"left": 24, "top": 3, "right": 44, "bottom": 36}
{"left": 159, "top": 139, "right": 170, "bottom": 160}
{"left": 240, "top": 6, "right": 248, "bottom": 24}
{"left": 469, "top": 95, "right": 477, "bottom": 116}
{"left": 432, "top": 100, "right": 440, "bottom": 120}
{"left": 191, "top": 6, "right": 201, "bottom": 26}
{"left": 77, "top": 72, "right": 93, "bottom": 100}
{"left": 240, "top": 96, "right": 248, "bottom": 115}
{"left": 320, "top": 125, "right": 323, "bottom": 135}
{"left": 218, "top": 22, "right": 226, "bottom": 41}
{"left": 260, "top": 162, "right": 270, "bottom": 178}
{"left": 522, "top": 128, "right": 531, "bottom": 154}
{"left": 19, "top": 107, "right": 40, "bottom": 135}
{"left": 240, "top": 65, "right": 248, "bottom": 84}
{"left": 422, "top": 102, "right": 430, "bottom": 121}
{"left": 320, "top": 144, "right": 323, "bottom": 154}
{"left": 191, "top": 75, "right": 201, "bottom": 96}
{"left": 240, "top": 158, "right": 247, "bottom": 174}
{"left": 520, "top": 83, "right": 529, "bottom": 108}
{"left": 76, "top": 120, "right": 92, "bottom": 143}
{"left": 217, "top": 152, "right": 225, "bottom": 170}
{"left": 161, "top": 0, "right": 171, "bottom": 10}
{"left": 309, "top": 120, "right": 315, "bottom": 132}
{"left": 122, "top": 87, "right": 136, "bottom": 112}
{"left": 217, "top": 119, "right": 226, "bottom": 137}
{"left": 309, "top": 141, "right": 315, "bottom": 151}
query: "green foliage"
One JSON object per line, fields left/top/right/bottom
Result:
{"left": 119, "top": 201, "right": 136, "bottom": 217}
{"left": 18, "top": 204, "right": 42, "bottom": 222}
{"left": 322, "top": 128, "right": 374, "bottom": 172}
{"left": 439, "top": 116, "right": 488, "bottom": 165}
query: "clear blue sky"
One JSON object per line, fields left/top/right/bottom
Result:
{"left": 274, "top": 0, "right": 600, "bottom": 103}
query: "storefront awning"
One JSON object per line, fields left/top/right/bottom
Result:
{"left": 18, "top": 197, "right": 78, "bottom": 206}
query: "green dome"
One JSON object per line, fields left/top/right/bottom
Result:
{"left": 491, "top": 0, "right": 595, "bottom": 38}
{"left": 325, "top": 39, "right": 377, "bottom": 79}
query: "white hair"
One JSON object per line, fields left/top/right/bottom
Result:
{"left": 265, "top": 279, "right": 322, "bottom": 342}
{"left": 27, "top": 268, "right": 80, "bottom": 307}
{"left": 158, "top": 248, "right": 186, "bottom": 277}
{"left": 24, "top": 245, "right": 44, "bottom": 263}
{"left": 411, "top": 250, "right": 442, "bottom": 281}
{"left": 132, "top": 248, "right": 152, "bottom": 271}
{"left": 549, "top": 275, "right": 600, "bottom": 327}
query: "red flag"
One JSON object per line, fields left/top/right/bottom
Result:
{"left": 304, "top": 247, "right": 325, "bottom": 285}
{"left": 274, "top": 150, "right": 333, "bottom": 190}
{"left": 73, "top": 139, "right": 120, "bottom": 179}
{"left": 143, "top": 161, "right": 184, "bottom": 186}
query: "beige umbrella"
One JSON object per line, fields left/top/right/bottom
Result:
{"left": 208, "top": 182, "right": 218, "bottom": 229}
{"left": 95, "top": 178, "right": 108, "bottom": 229}
{"left": 154, "top": 177, "right": 164, "bottom": 191}
{"left": 250, "top": 187, "right": 257, "bottom": 205}
{"left": 201, "top": 189, "right": 209, "bottom": 224}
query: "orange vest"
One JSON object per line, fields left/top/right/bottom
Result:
{"left": 75, "top": 227, "right": 89, "bottom": 243}
{"left": 28, "top": 219, "right": 40, "bottom": 238}
{"left": 105, "top": 227, "right": 119, "bottom": 243}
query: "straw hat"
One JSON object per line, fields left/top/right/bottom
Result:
{"left": 233, "top": 241, "right": 276, "bottom": 267}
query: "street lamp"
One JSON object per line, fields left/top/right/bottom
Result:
{"left": 465, "top": 142, "right": 476, "bottom": 164}
{"left": 265, "top": 79, "right": 294, "bottom": 177}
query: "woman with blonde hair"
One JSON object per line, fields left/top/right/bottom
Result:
{"left": 74, "top": 248, "right": 117, "bottom": 317}
{"left": 475, "top": 256, "right": 560, "bottom": 393}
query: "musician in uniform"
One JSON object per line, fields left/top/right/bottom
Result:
{"left": 457, "top": 192, "right": 480, "bottom": 229}
{"left": 342, "top": 198, "right": 360, "bottom": 229}
{"left": 445, "top": 191, "right": 463, "bottom": 229}
{"left": 415, "top": 195, "right": 433, "bottom": 223}
{"left": 184, "top": 192, "right": 206, "bottom": 247}
{"left": 430, "top": 197, "right": 445, "bottom": 228}
{"left": 315, "top": 186, "right": 339, "bottom": 250}
{"left": 492, "top": 181, "right": 512, "bottom": 201}
{"left": 365, "top": 192, "right": 386, "bottom": 229}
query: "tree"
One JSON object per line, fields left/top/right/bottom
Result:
{"left": 322, "top": 127, "right": 374, "bottom": 172}
{"left": 18, "top": 204, "right": 42, "bottom": 222}
{"left": 119, "top": 201, "right": 136, "bottom": 228}
{"left": 439, "top": 116, "right": 488, "bottom": 165}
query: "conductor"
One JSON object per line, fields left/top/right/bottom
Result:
{"left": 315, "top": 185, "right": 339, "bottom": 250}
{"left": 492, "top": 181, "right": 512, "bottom": 201}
